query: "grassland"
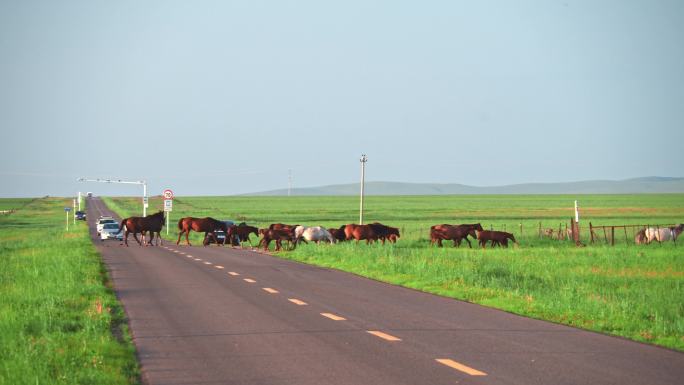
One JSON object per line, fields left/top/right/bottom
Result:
{"left": 0, "top": 198, "right": 139, "bottom": 385}
{"left": 104, "top": 194, "right": 684, "bottom": 351}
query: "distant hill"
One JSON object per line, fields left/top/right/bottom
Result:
{"left": 243, "top": 177, "right": 684, "bottom": 196}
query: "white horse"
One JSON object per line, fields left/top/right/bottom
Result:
{"left": 644, "top": 224, "right": 683, "bottom": 243}
{"left": 294, "top": 225, "right": 335, "bottom": 244}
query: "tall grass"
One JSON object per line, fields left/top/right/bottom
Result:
{"left": 103, "top": 194, "right": 684, "bottom": 351}
{"left": 0, "top": 198, "right": 139, "bottom": 385}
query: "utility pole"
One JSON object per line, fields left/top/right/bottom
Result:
{"left": 359, "top": 154, "right": 368, "bottom": 224}
{"left": 77, "top": 178, "right": 148, "bottom": 216}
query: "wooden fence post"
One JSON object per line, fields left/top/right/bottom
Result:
{"left": 611, "top": 226, "right": 615, "bottom": 246}
{"left": 590, "top": 222, "right": 594, "bottom": 243}
{"left": 520, "top": 223, "right": 523, "bottom": 239}
{"left": 538, "top": 222, "right": 542, "bottom": 239}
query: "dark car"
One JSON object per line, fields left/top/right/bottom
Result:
{"left": 75, "top": 211, "right": 87, "bottom": 221}
{"left": 203, "top": 220, "right": 235, "bottom": 245}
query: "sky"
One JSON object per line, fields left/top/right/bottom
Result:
{"left": 1, "top": 0, "right": 683, "bottom": 197}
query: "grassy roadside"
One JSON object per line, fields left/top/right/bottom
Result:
{"left": 0, "top": 198, "right": 139, "bottom": 385}
{"left": 280, "top": 241, "right": 684, "bottom": 351}
{"left": 103, "top": 194, "right": 684, "bottom": 351}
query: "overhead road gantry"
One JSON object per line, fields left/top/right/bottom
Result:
{"left": 77, "top": 178, "right": 148, "bottom": 217}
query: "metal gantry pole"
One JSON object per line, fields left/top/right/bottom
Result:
{"left": 359, "top": 154, "right": 368, "bottom": 225}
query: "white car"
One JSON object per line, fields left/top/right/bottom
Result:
{"left": 100, "top": 223, "right": 123, "bottom": 241}
{"left": 96, "top": 217, "right": 118, "bottom": 234}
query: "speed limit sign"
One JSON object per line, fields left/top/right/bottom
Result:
{"left": 163, "top": 189, "right": 174, "bottom": 200}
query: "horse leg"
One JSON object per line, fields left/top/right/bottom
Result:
{"left": 464, "top": 236, "right": 472, "bottom": 248}
{"left": 185, "top": 229, "right": 192, "bottom": 246}
{"left": 210, "top": 231, "right": 219, "bottom": 246}
{"left": 124, "top": 230, "right": 129, "bottom": 247}
{"left": 176, "top": 230, "right": 184, "bottom": 245}
{"left": 132, "top": 232, "right": 142, "bottom": 246}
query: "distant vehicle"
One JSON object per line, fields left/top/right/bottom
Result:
{"left": 75, "top": 211, "right": 86, "bottom": 221}
{"left": 203, "top": 220, "right": 234, "bottom": 245}
{"left": 100, "top": 223, "right": 123, "bottom": 241}
{"left": 87, "top": 192, "right": 93, "bottom": 198}
{"left": 96, "top": 217, "right": 118, "bottom": 235}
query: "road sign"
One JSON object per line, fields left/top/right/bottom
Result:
{"left": 164, "top": 199, "right": 173, "bottom": 212}
{"left": 163, "top": 189, "right": 174, "bottom": 200}
{"left": 64, "top": 207, "right": 71, "bottom": 212}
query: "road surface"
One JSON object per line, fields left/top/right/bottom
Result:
{"left": 88, "top": 198, "right": 684, "bottom": 385}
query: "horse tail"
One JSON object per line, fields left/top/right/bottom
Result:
{"left": 177, "top": 218, "right": 185, "bottom": 230}
{"left": 116, "top": 219, "right": 127, "bottom": 234}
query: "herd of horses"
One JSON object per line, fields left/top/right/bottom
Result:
{"left": 113, "top": 211, "right": 518, "bottom": 249}
{"left": 115, "top": 210, "right": 680, "bottom": 249}
{"left": 634, "top": 224, "right": 684, "bottom": 245}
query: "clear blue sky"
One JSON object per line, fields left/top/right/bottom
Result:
{"left": 1, "top": 1, "right": 682, "bottom": 197}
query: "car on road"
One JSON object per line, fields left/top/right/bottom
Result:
{"left": 100, "top": 223, "right": 123, "bottom": 241}
{"left": 75, "top": 211, "right": 87, "bottom": 221}
{"left": 97, "top": 217, "right": 118, "bottom": 235}
{"left": 203, "top": 220, "right": 235, "bottom": 245}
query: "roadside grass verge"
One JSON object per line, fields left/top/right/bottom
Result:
{"left": 0, "top": 198, "right": 139, "bottom": 385}
{"left": 103, "top": 194, "right": 684, "bottom": 351}
{"left": 280, "top": 241, "right": 684, "bottom": 351}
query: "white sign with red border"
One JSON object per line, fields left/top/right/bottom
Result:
{"left": 163, "top": 189, "right": 174, "bottom": 200}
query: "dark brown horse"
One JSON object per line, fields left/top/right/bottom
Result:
{"left": 328, "top": 225, "right": 347, "bottom": 243}
{"left": 431, "top": 223, "right": 482, "bottom": 248}
{"left": 117, "top": 211, "right": 165, "bottom": 247}
{"left": 369, "top": 222, "right": 400, "bottom": 244}
{"left": 476, "top": 230, "right": 518, "bottom": 248}
{"left": 176, "top": 217, "right": 230, "bottom": 246}
{"left": 228, "top": 224, "right": 259, "bottom": 247}
{"left": 259, "top": 228, "right": 296, "bottom": 251}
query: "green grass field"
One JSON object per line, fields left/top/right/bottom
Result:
{"left": 0, "top": 198, "right": 139, "bottom": 385}
{"left": 104, "top": 194, "right": 684, "bottom": 351}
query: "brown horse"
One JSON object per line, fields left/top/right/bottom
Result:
{"left": 176, "top": 217, "right": 230, "bottom": 246}
{"left": 344, "top": 224, "right": 380, "bottom": 244}
{"left": 328, "top": 225, "right": 347, "bottom": 243}
{"left": 431, "top": 223, "right": 482, "bottom": 248}
{"left": 259, "top": 228, "right": 296, "bottom": 251}
{"left": 476, "top": 230, "right": 517, "bottom": 248}
{"left": 369, "top": 222, "right": 400, "bottom": 244}
{"left": 229, "top": 224, "right": 259, "bottom": 247}
{"left": 117, "top": 211, "right": 166, "bottom": 247}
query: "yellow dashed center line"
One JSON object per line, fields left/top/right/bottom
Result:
{"left": 321, "top": 313, "right": 346, "bottom": 321}
{"left": 367, "top": 330, "right": 402, "bottom": 341}
{"left": 288, "top": 298, "right": 308, "bottom": 306}
{"left": 243, "top": 278, "right": 256, "bottom": 283}
{"left": 215, "top": 265, "right": 224, "bottom": 269}
{"left": 228, "top": 272, "right": 240, "bottom": 276}
{"left": 435, "top": 359, "right": 487, "bottom": 376}
{"left": 262, "top": 288, "right": 279, "bottom": 294}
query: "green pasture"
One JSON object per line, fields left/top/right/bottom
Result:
{"left": 104, "top": 194, "right": 684, "bottom": 351}
{"left": 0, "top": 198, "right": 139, "bottom": 385}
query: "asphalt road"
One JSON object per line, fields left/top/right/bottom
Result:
{"left": 88, "top": 198, "right": 684, "bottom": 385}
